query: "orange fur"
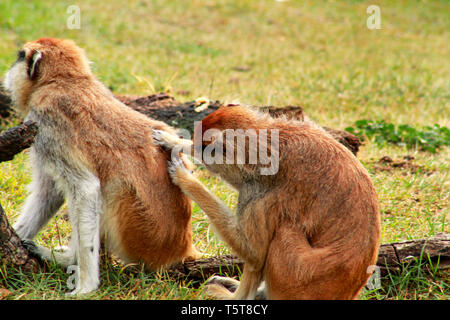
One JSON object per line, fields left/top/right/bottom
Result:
{"left": 166, "top": 105, "right": 381, "bottom": 299}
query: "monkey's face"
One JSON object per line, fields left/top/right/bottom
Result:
{"left": 194, "top": 106, "right": 267, "bottom": 184}
{"left": 3, "top": 38, "right": 91, "bottom": 113}
{"left": 2, "top": 47, "right": 41, "bottom": 111}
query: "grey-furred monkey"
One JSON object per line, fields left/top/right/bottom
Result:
{"left": 3, "top": 38, "right": 201, "bottom": 295}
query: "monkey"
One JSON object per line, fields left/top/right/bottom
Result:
{"left": 152, "top": 105, "right": 381, "bottom": 300}
{"left": 2, "top": 38, "right": 202, "bottom": 295}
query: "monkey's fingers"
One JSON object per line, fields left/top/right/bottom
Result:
{"left": 152, "top": 129, "right": 179, "bottom": 150}
{"left": 167, "top": 154, "right": 192, "bottom": 186}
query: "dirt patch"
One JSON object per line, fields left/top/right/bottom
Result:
{"left": 371, "top": 155, "right": 434, "bottom": 175}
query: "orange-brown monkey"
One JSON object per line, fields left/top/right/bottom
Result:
{"left": 153, "top": 105, "right": 381, "bottom": 300}
{"left": 3, "top": 38, "right": 202, "bottom": 295}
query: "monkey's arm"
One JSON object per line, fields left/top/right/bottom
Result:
{"left": 167, "top": 155, "right": 261, "bottom": 268}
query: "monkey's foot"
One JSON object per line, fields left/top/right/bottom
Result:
{"left": 66, "top": 268, "right": 100, "bottom": 297}
{"left": 21, "top": 240, "right": 75, "bottom": 267}
{"left": 53, "top": 245, "right": 70, "bottom": 253}
{"left": 66, "top": 284, "right": 98, "bottom": 297}
{"left": 182, "top": 246, "right": 204, "bottom": 262}
{"left": 207, "top": 275, "right": 240, "bottom": 292}
{"left": 21, "top": 239, "right": 43, "bottom": 261}
{"left": 205, "top": 282, "right": 235, "bottom": 300}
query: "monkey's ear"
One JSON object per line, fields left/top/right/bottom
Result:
{"left": 27, "top": 50, "right": 42, "bottom": 80}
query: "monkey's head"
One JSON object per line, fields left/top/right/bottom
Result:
{"left": 3, "top": 38, "right": 92, "bottom": 113}
{"left": 194, "top": 105, "right": 279, "bottom": 183}
{"left": 199, "top": 105, "right": 259, "bottom": 132}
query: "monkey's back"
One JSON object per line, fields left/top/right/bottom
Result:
{"left": 30, "top": 79, "right": 196, "bottom": 268}
{"left": 275, "top": 121, "right": 380, "bottom": 245}
{"left": 254, "top": 119, "right": 381, "bottom": 299}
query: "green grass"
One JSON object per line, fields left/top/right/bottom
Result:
{"left": 0, "top": 0, "right": 448, "bottom": 300}
{"left": 362, "top": 257, "right": 449, "bottom": 300}
{"left": 346, "top": 120, "right": 450, "bottom": 153}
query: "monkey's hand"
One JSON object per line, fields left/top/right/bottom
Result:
{"left": 153, "top": 129, "right": 194, "bottom": 157}
{"left": 152, "top": 129, "right": 182, "bottom": 150}
{"left": 167, "top": 153, "right": 193, "bottom": 187}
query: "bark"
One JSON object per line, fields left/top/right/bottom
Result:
{"left": 0, "top": 121, "right": 38, "bottom": 162}
{"left": 0, "top": 204, "right": 40, "bottom": 272}
{"left": 0, "top": 121, "right": 41, "bottom": 271}
{"left": 376, "top": 232, "right": 450, "bottom": 275}
{"left": 0, "top": 87, "right": 12, "bottom": 118}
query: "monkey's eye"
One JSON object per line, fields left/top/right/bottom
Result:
{"left": 17, "top": 50, "right": 25, "bottom": 61}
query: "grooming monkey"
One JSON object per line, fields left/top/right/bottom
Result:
{"left": 3, "top": 38, "right": 201, "bottom": 295}
{"left": 153, "top": 105, "right": 381, "bottom": 299}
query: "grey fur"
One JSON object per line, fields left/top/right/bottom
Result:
{"left": 13, "top": 109, "right": 103, "bottom": 295}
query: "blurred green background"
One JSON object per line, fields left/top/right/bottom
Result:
{"left": 0, "top": 0, "right": 448, "bottom": 128}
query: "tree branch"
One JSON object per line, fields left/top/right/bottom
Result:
{"left": 0, "top": 121, "right": 38, "bottom": 162}
{"left": 0, "top": 203, "right": 41, "bottom": 272}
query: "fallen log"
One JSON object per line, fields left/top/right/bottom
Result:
{"left": 0, "top": 89, "right": 445, "bottom": 281}
{"left": 376, "top": 232, "right": 450, "bottom": 275}
{"left": 7, "top": 87, "right": 438, "bottom": 283}
{"left": 0, "top": 87, "right": 359, "bottom": 274}
{"left": 165, "top": 233, "right": 450, "bottom": 282}
{"left": 1, "top": 122, "right": 445, "bottom": 285}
